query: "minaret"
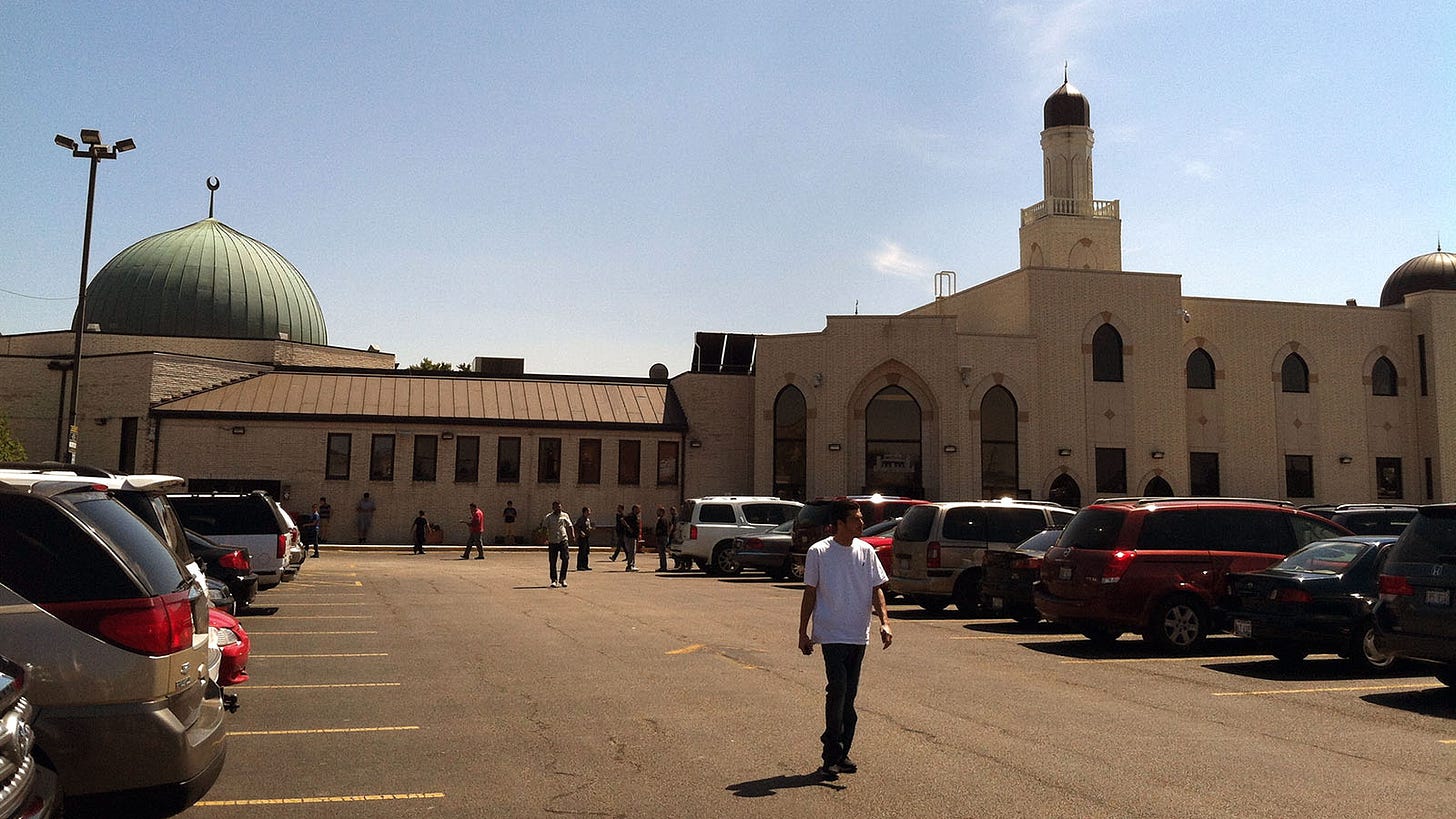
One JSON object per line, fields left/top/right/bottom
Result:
{"left": 1019, "top": 73, "right": 1123, "bottom": 271}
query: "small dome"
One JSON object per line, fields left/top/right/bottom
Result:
{"left": 84, "top": 219, "right": 328, "bottom": 344}
{"left": 1380, "top": 248, "right": 1456, "bottom": 306}
{"left": 1044, "top": 80, "right": 1090, "bottom": 129}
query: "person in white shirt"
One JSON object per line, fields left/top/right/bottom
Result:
{"left": 542, "top": 500, "right": 575, "bottom": 588}
{"left": 797, "top": 498, "right": 893, "bottom": 780}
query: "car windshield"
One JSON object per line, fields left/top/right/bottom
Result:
{"left": 1390, "top": 508, "right": 1456, "bottom": 564}
{"left": 768, "top": 519, "right": 795, "bottom": 535}
{"left": 1014, "top": 528, "right": 1062, "bottom": 556}
{"left": 1276, "top": 540, "right": 1367, "bottom": 574}
{"left": 863, "top": 518, "right": 899, "bottom": 537}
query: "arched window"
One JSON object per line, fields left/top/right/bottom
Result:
{"left": 1092, "top": 323, "right": 1124, "bottom": 382}
{"left": 1048, "top": 473, "right": 1081, "bottom": 508}
{"left": 1281, "top": 353, "right": 1309, "bottom": 393}
{"left": 1144, "top": 476, "right": 1173, "bottom": 497}
{"left": 864, "top": 386, "right": 922, "bottom": 498}
{"left": 980, "top": 386, "right": 1018, "bottom": 497}
{"left": 1372, "top": 356, "right": 1398, "bottom": 397}
{"left": 773, "top": 386, "right": 807, "bottom": 501}
{"left": 1186, "top": 348, "right": 1216, "bottom": 390}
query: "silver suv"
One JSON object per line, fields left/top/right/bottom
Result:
{"left": 0, "top": 479, "right": 226, "bottom": 814}
{"left": 673, "top": 496, "right": 803, "bottom": 575}
{"left": 890, "top": 499, "right": 1075, "bottom": 613}
{"left": 170, "top": 491, "right": 301, "bottom": 590}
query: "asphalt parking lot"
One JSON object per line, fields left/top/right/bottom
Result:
{"left": 181, "top": 548, "right": 1456, "bottom": 818}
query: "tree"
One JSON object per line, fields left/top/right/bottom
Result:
{"left": 408, "top": 357, "right": 472, "bottom": 372}
{"left": 0, "top": 411, "right": 26, "bottom": 462}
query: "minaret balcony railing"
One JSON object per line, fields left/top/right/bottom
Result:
{"left": 1020, "top": 197, "right": 1119, "bottom": 225}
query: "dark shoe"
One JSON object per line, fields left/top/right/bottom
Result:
{"left": 834, "top": 757, "right": 857, "bottom": 774}
{"left": 816, "top": 763, "right": 839, "bottom": 780}
{"left": 475, "top": 555, "right": 485, "bottom": 559}
{"left": 459, "top": 556, "right": 470, "bottom": 560}
{"left": 312, "top": 553, "right": 320, "bottom": 558}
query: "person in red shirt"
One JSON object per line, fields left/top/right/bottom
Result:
{"left": 461, "top": 502, "right": 486, "bottom": 560}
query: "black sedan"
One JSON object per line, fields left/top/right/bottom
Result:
{"left": 1223, "top": 536, "right": 1397, "bottom": 672}
{"left": 980, "top": 528, "right": 1062, "bottom": 624}
{"left": 186, "top": 528, "right": 260, "bottom": 613}
{"left": 732, "top": 519, "right": 797, "bottom": 580}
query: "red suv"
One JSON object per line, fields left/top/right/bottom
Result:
{"left": 1034, "top": 498, "right": 1349, "bottom": 651}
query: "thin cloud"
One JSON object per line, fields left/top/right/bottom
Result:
{"left": 871, "top": 240, "right": 934, "bottom": 280}
{"left": 1182, "top": 160, "right": 1216, "bottom": 180}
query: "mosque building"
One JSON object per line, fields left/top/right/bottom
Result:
{"left": 2, "top": 79, "right": 1453, "bottom": 542}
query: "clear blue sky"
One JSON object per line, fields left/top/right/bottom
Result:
{"left": 4, "top": 2, "right": 1453, "bottom": 376}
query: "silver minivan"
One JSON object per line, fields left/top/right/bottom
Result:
{"left": 890, "top": 499, "right": 1075, "bottom": 613}
{"left": 0, "top": 479, "right": 226, "bottom": 814}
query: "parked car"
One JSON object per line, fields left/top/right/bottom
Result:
{"left": 0, "top": 478, "right": 226, "bottom": 814}
{"left": 861, "top": 519, "right": 900, "bottom": 579}
{"left": 186, "top": 529, "right": 259, "bottom": 613}
{"left": 890, "top": 499, "right": 1075, "bottom": 613}
{"left": 1302, "top": 503, "right": 1418, "bottom": 536}
{"left": 1223, "top": 536, "right": 1398, "bottom": 671}
{"left": 0, "top": 653, "right": 61, "bottom": 819}
{"left": 980, "top": 527, "right": 1064, "bottom": 624}
{"left": 790, "top": 496, "right": 929, "bottom": 581}
{"left": 672, "top": 497, "right": 803, "bottom": 575}
{"left": 207, "top": 607, "right": 250, "bottom": 714}
{"left": 170, "top": 491, "right": 300, "bottom": 590}
{"left": 1373, "top": 504, "right": 1456, "bottom": 687}
{"left": 732, "top": 519, "right": 797, "bottom": 579}
{"left": 1035, "top": 497, "right": 1350, "bottom": 651}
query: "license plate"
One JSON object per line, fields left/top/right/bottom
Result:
{"left": 991, "top": 596, "right": 1004, "bottom": 610}
{"left": 1058, "top": 566, "right": 1073, "bottom": 581}
{"left": 1426, "top": 588, "right": 1451, "bottom": 606}
{"left": 897, "top": 555, "right": 910, "bottom": 572}
{"left": 1233, "top": 618, "right": 1252, "bottom": 638}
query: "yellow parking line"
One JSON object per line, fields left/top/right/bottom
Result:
{"left": 667, "top": 644, "right": 706, "bottom": 655}
{"left": 194, "top": 792, "right": 444, "bottom": 806}
{"left": 247, "top": 682, "right": 400, "bottom": 690}
{"left": 1061, "top": 655, "right": 1271, "bottom": 665}
{"left": 250, "top": 653, "right": 388, "bottom": 659}
{"left": 1439, "top": 740, "right": 1456, "bottom": 744}
{"left": 1214, "top": 682, "right": 1433, "bottom": 697}
{"left": 246, "top": 631, "right": 379, "bottom": 635}
{"left": 268, "top": 602, "right": 370, "bottom": 606}
{"left": 231, "top": 726, "right": 419, "bottom": 736}
{"left": 951, "top": 634, "right": 1066, "bottom": 640}
{"left": 253, "top": 615, "right": 371, "bottom": 619}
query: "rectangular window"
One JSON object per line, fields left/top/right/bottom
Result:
{"left": 369, "top": 434, "right": 396, "bottom": 481}
{"left": 618, "top": 440, "right": 641, "bottom": 485}
{"left": 657, "top": 441, "right": 680, "bottom": 485}
{"left": 578, "top": 438, "right": 601, "bottom": 484}
{"left": 1189, "top": 452, "right": 1220, "bottom": 496}
{"left": 538, "top": 437, "right": 563, "bottom": 483}
{"left": 412, "top": 435, "right": 438, "bottom": 482}
{"left": 1094, "top": 447, "right": 1126, "bottom": 494}
{"left": 1427, "top": 457, "right": 1435, "bottom": 501}
{"left": 455, "top": 436, "right": 480, "bottom": 482}
{"left": 1284, "top": 454, "right": 1314, "bottom": 498}
{"left": 326, "top": 433, "right": 352, "bottom": 480}
{"left": 497, "top": 436, "right": 521, "bottom": 483}
{"left": 1418, "top": 334, "right": 1428, "bottom": 396}
{"left": 1376, "top": 457, "right": 1403, "bottom": 500}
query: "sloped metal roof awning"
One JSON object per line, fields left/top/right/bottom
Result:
{"left": 152, "top": 371, "right": 683, "bottom": 430}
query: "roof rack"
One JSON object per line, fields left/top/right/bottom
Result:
{"left": 1093, "top": 496, "right": 1294, "bottom": 508}
{"left": 1331, "top": 503, "right": 1420, "bottom": 511}
{"left": 0, "top": 460, "right": 114, "bottom": 479}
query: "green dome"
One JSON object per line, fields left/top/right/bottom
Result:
{"left": 84, "top": 218, "right": 327, "bottom": 344}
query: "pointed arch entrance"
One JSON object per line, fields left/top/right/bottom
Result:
{"left": 865, "top": 386, "right": 922, "bottom": 497}
{"left": 1144, "top": 475, "right": 1173, "bottom": 497}
{"left": 1048, "top": 473, "right": 1081, "bottom": 508}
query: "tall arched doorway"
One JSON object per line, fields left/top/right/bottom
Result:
{"left": 1049, "top": 473, "right": 1081, "bottom": 508}
{"left": 864, "top": 386, "right": 922, "bottom": 497}
{"left": 773, "top": 386, "right": 807, "bottom": 501}
{"left": 1144, "top": 475, "right": 1173, "bottom": 497}
{"left": 980, "top": 386, "right": 1018, "bottom": 498}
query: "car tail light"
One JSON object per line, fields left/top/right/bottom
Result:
{"left": 41, "top": 590, "right": 197, "bottom": 655}
{"left": 277, "top": 532, "right": 289, "bottom": 559}
{"left": 1378, "top": 574, "right": 1415, "bottom": 597}
{"left": 218, "top": 549, "right": 251, "bottom": 571}
{"left": 690, "top": 525, "right": 698, "bottom": 541}
{"left": 1273, "top": 587, "right": 1312, "bottom": 604}
{"left": 1100, "top": 550, "right": 1135, "bottom": 584}
{"left": 1011, "top": 555, "right": 1043, "bottom": 570}
{"left": 927, "top": 541, "right": 941, "bottom": 569}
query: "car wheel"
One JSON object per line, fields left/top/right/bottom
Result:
{"left": 914, "top": 596, "right": 950, "bottom": 612}
{"left": 789, "top": 558, "right": 805, "bottom": 582}
{"left": 1080, "top": 626, "right": 1122, "bottom": 646}
{"left": 953, "top": 571, "right": 983, "bottom": 615}
{"left": 1145, "top": 596, "right": 1208, "bottom": 653}
{"left": 711, "top": 543, "right": 742, "bottom": 576}
{"left": 1349, "top": 623, "right": 1399, "bottom": 673}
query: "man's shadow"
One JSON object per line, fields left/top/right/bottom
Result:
{"left": 726, "top": 772, "right": 845, "bottom": 797}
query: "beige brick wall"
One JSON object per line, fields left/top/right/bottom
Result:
{"left": 671, "top": 372, "right": 754, "bottom": 498}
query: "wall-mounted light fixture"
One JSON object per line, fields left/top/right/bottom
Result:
{"left": 827, "top": 442, "right": 842, "bottom": 451}
{"left": 1150, "top": 450, "right": 1165, "bottom": 459}
{"left": 943, "top": 445, "right": 958, "bottom": 453}
{"left": 1057, "top": 447, "right": 1072, "bottom": 457}
{"left": 811, "top": 372, "right": 823, "bottom": 388}
{"left": 441, "top": 431, "right": 454, "bottom": 440}
{"left": 1338, "top": 454, "right": 1353, "bottom": 464}
{"left": 689, "top": 439, "right": 703, "bottom": 448}
{"left": 230, "top": 426, "right": 246, "bottom": 435}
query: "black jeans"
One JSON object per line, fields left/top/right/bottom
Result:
{"left": 549, "top": 542, "right": 571, "bottom": 583}
{"left": 576, "top": 537, "right": 590, "bottom": 569}
{"left": 820, "top": 643, "right": 866, "bottom": 764}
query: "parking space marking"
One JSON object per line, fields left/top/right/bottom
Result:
{"left": 667, "top": 644, "right": 706, "bottom": 655}
{"left": 253, "top": 615, "right": 372, "bottom": 619}
{"left": 1214, "top": 682, "right": 1433, "bottom": 697}
{"left": 231, "top": 726, "right": 419, "bottom": 736}
{"left": 1439, "top": 740, "right": 1456, "bottom": 744}
{"left": 250, "top": 652, "right": 389, "bottom": 659}
{"left": 950, "top": 634, "right": 1068, "bottom": 641}
{"left": 246, "top": 630, "right": 379, "bottom": 635}
{"left": 194, "top": 792, "right": 445, "bottom": 807}
{"left": 1061, "top": 654, "right": 1271, "bottom": 665}
{"left": 268, "top": 601, "right": 371, "bottom": 606}
{"left": 247, "top": 682, "right": 401, "bottom": 690}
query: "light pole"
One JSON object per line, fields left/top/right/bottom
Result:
{"left": 53, "top": 129, "right": 134, "bottom": 463}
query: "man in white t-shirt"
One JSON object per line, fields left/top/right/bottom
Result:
{"left": 797, "top": 498, "right": 893, "bottom": 779}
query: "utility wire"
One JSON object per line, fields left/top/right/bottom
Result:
{"left": 0, "top": 288, "right": 72, "bottom": 301}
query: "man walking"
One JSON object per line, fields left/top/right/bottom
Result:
{"left": 797, "top": 498, "right": 892, "bottom": 780}
{"left": 654, "top": 506, "right": 671, "bottom": 572}
{"left": 543, "top": 500, "right": 574, "bottom": 588}
{"left": 411, "top": 510, "right": 430, "bottom": 555}
{"left": 575, "top": 506, "right": 593, "bottom": 571}
{"left": 298, "top": 503, "right": 321, "bottom": 558}
{"left": 623, "top": 504, "right": 642, "bottom": 572}
{"left": 461, "top": 502, "right": 485, "bottom": 560}
{"left": 317, "top": 496, "right": 332, "bottom": 542}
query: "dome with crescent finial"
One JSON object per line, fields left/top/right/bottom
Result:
{"left": 1380, "top": 246, "right": 1456, "bottom": 307}
{"left": 83, "top": 214, "right": 328, "bottom": 345}
{"left": 1044, "top": 77, "right": 1090, "bottom": 129}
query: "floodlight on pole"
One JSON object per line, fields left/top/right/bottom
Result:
{"left": 53, "top": 129, "right": 134, "bottom": 463}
